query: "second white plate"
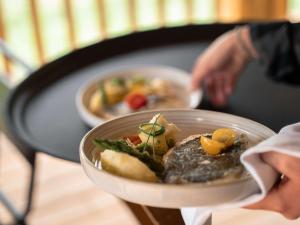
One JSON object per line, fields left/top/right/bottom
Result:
{"left": 76, "top": 66, "right": 202, "bottom": 127}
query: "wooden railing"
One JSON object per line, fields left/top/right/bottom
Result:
{"left": 0, "top": 0, "right": 299, "bottom": 81}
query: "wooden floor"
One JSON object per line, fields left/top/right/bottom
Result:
{"left": 1, "top": 132, "right": 300, "bottom": 225}
{"left": 0, "top": 133, "right": 139, "bottom": 225}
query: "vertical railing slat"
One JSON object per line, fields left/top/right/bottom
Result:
{"left": 128, "top": 0, "right": 137, "bottom": 31}
{"left": 29, "top": 0, "right": 45, "bottom": 64}
{"left": 185, "top": 0, "right": 193, "bottom": 24}
{"left": 157, "top": 0, "right": 166, "bottom": 27}
{"left": 96, "top": 0, "right": 107, "bottom": 39}
{"left": 0, "top": 0, "right": 10, "bottom": 75}
{"left": 64, "top": 0, "right": 76, "bottom": 49}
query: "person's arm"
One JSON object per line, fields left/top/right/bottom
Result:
{"left": 250, "top": 22, "right": 300, "bottom": 84}
{"left": 191, "top": 22, "right": 300, "bottom": 106}
{"left": 191, "top": 25, "right": 256, "bottom": 106}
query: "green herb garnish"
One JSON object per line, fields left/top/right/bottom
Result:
{"left": 139, "top": 123, "right": 165, "bottom": 136}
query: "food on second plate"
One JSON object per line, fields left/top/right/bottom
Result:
{"left": 91, "top": 113, "right": 248, "bottom": 183}
{"left": 88, "top": 76, "right": 187, "bottom": 118}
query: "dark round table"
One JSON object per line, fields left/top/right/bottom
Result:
{"left": 3, "top": 24, "right": 300, "bottom": 225}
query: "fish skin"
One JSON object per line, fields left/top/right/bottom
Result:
{"left": 162, "top": 134, "right": 246, "bottom": 184}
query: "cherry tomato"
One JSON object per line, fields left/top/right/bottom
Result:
{"left": 123, "top": 135, "right": 142, "bottom": 145}
{"left": 125, "top": 92, "right": 148, "bottom": 110}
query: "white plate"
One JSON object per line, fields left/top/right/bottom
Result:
{"left": 80, "top": 109, "right": 275, "bottom": 208}
{"left": 76, "top": 66, "right": 202, "bottom": 127}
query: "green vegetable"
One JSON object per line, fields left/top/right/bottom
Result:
{"left": 136, "top": 143, "right": 152, "bottom": 153}
{"left": 139, "top": 123, "right": 165, "bottom": 136}
{"left": 110, "top": 77, "right": 125, "bottom": 86}
{"left": 93, "top": 139, "right": 164, "bottom": 176}
{"left": 98, "top": 81, "right": 107, "bottom": 105}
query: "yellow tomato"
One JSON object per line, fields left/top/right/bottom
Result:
{"left": 200, "top": 136, "right": 226, "bottom": 155}
{"left": 212, "top": 128, "right": 237, "bottom": 147}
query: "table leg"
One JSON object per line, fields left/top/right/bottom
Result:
{"left": 0, "top": 150, "right": 36, "bottom": 225}
{"left": 203, "top": 214, "right": 212, "bottom": 225}
{"left": 125, "top": 202, "right": 185, "bottom": 225}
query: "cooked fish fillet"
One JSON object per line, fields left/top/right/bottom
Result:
{"left": 162, "top": 134, "right": 247, "bottom": 184}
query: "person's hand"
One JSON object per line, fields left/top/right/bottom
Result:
{"left": 246, "top": 152, "right": 300, "bottom": 220}
{"left": 191, "top": 26, "right": 258, "bottom": 106}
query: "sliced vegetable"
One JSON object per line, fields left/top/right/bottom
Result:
{"left": 123, "top": 135, "right": 142, "bottom": 145}
{"left": 93, "top": 139, "right": 164, "bottom": 175}
{"left": 200, "top": 136, "right": 226, "bottom": 155}
{"left": 139, "top": 123, "right": 165, "bottom": 136}
{"left": 101, "top": 150, "right": 158, "bottom": 182}
{"left": 212, "top": 128, "right": 237, "bottom": 147}
{"left": 125, "top": 92, "right": 148, "bottom": 110}
{"left": 149, "top": 114, "right": 180, "bottom": 144}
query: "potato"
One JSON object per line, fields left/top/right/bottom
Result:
{"left": 104, "top": 78, "right": 128, "bottom": 104}
{"left": 138, "top": 132, "right": 169, "bottom": 156}
{"left": 89, "top": 91, "right": 103, "bottom": 114}
{"left": 101, "top": 150, "right": 158, "bottom": 182}
{"left": 149, "top": 114, "right": 180, "bottom": 142}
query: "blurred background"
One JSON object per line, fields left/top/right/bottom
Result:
{"left": 1, "top": 1, "right": 300, "bottom": 225}
{"left": 0, "top": 0, "right": 300, "bottom": 82}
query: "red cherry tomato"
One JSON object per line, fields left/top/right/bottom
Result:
{"left": 123, "top": 135, "right": 142, "bottom": 145}
{"left": 125, "top": 92, "right": 148, "bottom": 110}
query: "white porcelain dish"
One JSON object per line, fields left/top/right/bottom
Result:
{"left": 80, "top": 109, "right": 275, "bottom": 208}
{"left": 76, "top": 66, "right": 202, "bottom": 127}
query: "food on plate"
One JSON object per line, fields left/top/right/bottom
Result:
{"left": 125, "top": 92, "right": 148, "bottom": 110}
{"left": 163, "top": 133, "right": 248, "bottom": 184}
{"left": 88, "top": 76, "right": 187, "bottom": 119}
{"left": 91, "top": 114, "right": 248, "bottom": 183}
{"left": 101, "top": 150, "right": 158, "bottom": 182}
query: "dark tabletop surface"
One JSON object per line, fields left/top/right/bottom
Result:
{"left": 4, "top": 25, "right": 300, "bottom": 163}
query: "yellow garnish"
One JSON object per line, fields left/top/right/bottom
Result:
{"left": 212, "top": 128, "right": 237, "bottom": 147}
{"left": 200, "top": 136, "right": 226, "bottom": 155}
